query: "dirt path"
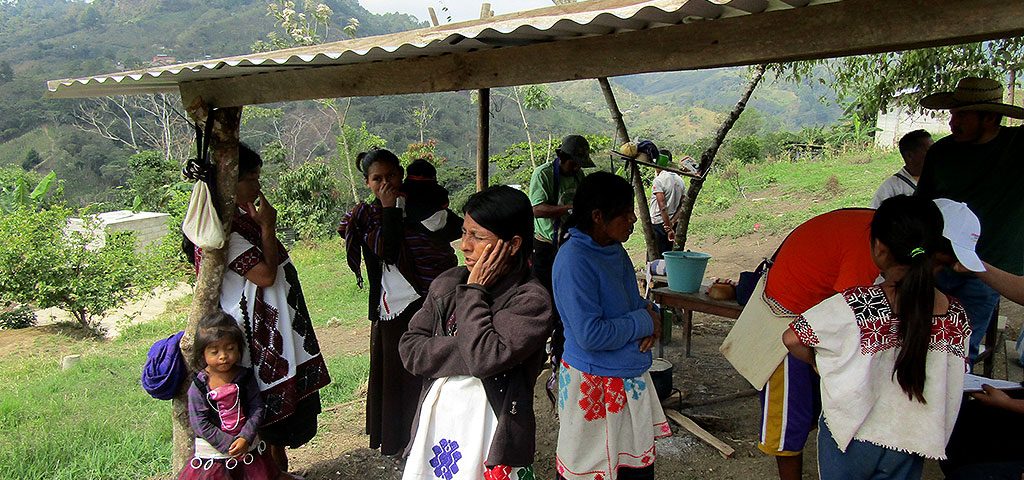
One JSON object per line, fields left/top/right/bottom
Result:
{"left": 285, "top": 235, "right": 969, "bottom": 479}
{"left": 34, "top": 282, "right": 193, "bottom": 338}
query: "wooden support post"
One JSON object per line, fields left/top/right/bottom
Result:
{"left": 427, "top": 7, "right": 439, "bottom": 27}
{"left": 598, "top": 77, "right": 659, "bottom": 261}
{"left": 477, "top": 87, "right": 490, "bottom": 191}
{"left": 172, "top": 100, "right": 242, "bottom": 471}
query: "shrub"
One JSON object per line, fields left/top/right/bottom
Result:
{"left": 0, "top": 304, "right": 36, "bottom": 330}
{"left": 730, "top": 135, "right": 764, "bottom": 164}
{"left": 270, "top": 160, "right": 345, "bottom": 240}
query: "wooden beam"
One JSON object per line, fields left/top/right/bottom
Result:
{"left": 428, "top": 7, "right": 439, "bottom": 27}
{"left": 477, "top": 88, "right": 490, "bottom": 191}
{"left": 664, "top": 409, "right": 736, "bottom": 459}
{"left": 179, "top": 0, "right": 1024, "bottom": 107}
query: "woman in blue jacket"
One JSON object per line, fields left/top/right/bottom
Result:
{"left": 552, "top": 171, "right": 671, "bottom": 480}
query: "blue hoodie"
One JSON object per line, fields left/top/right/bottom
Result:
{"left": 552, "top": 228, "right": 654, "bottom": 378}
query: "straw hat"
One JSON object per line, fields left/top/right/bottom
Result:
{"left": 920, "top": 77, "right": 1024, "bottom": 119}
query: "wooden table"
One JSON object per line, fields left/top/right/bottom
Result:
{"left": 651, "top": 286, "right": 743, "bottom": 357}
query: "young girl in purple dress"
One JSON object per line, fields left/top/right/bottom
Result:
{"left": 178, "top": 312, "right": 281, "bottom": 480}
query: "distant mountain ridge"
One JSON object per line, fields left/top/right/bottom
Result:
{"left": 0, "top": 1, "right": 841, "bottom": 205}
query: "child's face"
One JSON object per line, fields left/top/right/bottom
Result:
{"left": 204, "top": 338, "right": 240, "bottom": 374}
{"left": 365, "top": 162, "right": 402, "bottom": 200}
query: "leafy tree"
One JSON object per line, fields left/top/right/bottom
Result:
{"left": 269, "top": 160, "right": 344, "bottom": 239}
{"left": 0, "top": 206, "right": 159, "bottom": 333}
{"left": 78, "top": 5, "right": 101, "bottom": 28}
{"left": 399, "top": 139, "right": 447, "bottom": 167}
{"left": 252, "top": 0, "right": 334, "bottom": 52}
{"left": 336, "top": 122, "right": 386, "bottom": 201}
{"left": 774, "top": 38, "right": 1024, "bottom": 122}
{"left": 1, "top": 170, "right": 60, "bottom": 212}
{"left": 21, "top": 148, "right": 42, "bottom": 170}
{"left": 0, "top": 60, "right": 12, "bottom": 84}
{"left": 116, "top": 150, "right": 186, "bottom": 212}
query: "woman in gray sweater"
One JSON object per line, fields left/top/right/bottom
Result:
{"left": 399, "top": 185, "right": 554, "bottom": 480}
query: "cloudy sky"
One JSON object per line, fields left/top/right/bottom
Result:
{"left": 361, "top": 0, "right": 555, "bottom": 23}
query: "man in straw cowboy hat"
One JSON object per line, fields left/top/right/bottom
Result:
{"left": 917, "top": 76, "right": 1024, "bottom": 363}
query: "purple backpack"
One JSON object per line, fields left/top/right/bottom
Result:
{"left": 141, "top": 331, "right": 187, "bottom": 400}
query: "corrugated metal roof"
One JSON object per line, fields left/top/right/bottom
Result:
{"left": 45, "top": 0, "right": 828, "bottom": 99}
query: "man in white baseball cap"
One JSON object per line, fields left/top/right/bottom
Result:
{"left": 933, "top": 198, "right": 985, "bottom": 273}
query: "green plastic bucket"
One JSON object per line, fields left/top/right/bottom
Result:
{"left": 662, "top": 251, "right": 711, "bottom": 293}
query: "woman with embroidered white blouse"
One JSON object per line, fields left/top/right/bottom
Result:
{"left": 783, "top": 195, "right": 971, "bottom": 480}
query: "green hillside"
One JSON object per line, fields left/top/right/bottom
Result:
{"left": 1, "top": 0, "right": 842, "bottom": 207}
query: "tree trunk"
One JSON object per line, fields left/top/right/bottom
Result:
{"left": 333, "top": 98, "right": 360, "bottom": 204}
{"left": 477, "top": 88, "right": 490, "bottom": 191}
{"left": 513, "top": 87, "right": 537, "bottom": 168}
{"left": 598, "top": 77, "right": 659, "bottom": 261}
{"left": 172, "top": 102, "right": 242, "bottom": 472}
{"left": 672, "top": 64, "right": 766, "bottom": 251}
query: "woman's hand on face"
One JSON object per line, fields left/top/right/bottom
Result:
{"left": 245, "top": 191, "right": 277, "bottom": 232}
{"left": 378, "top": 181, "right": 399, "bottom": 208}
{"left": 467, "top": 239, "right": 511, "bottom": 288}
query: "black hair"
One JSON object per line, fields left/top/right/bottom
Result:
{"left": 192, "top": 310, "right": 246, "bottom": 370}
{"left": 355, "top": 147, "right": 402, "bottom": 180}
{"left": 406, "top": 158, "right": 437, "bottom": 180}
{"left": 871, "top": 194, "right": 944, "bottom": 403}
{"left": 238, "top": 143, "right": 263, "bottom": 177}
{"left": 568, "top": 171, "right": 634, "bottom": 233}
{"left": 182, "top": 143, "right": 263, "bottom": 266}
{"left": 659, "top": 149, "right": 673, "bottom": 162}
{"left": 462, "top": 185, "right": 534, "bottom": 269}
{"left": 897, "top": 130, "right": 931, "bottom": 158}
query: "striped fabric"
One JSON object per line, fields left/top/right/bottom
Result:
{"left": 339, "top": 201, "right": 456, "bottom": 294}
{"left": 758, "top": 353, "right": 819, "bottom": 456}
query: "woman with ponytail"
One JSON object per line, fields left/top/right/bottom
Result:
{"left": 783, "top": 195, "right": 971, "bottom": 479}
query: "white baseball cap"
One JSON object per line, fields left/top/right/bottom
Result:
{"left": 933, "top": 198, "right": 985, "bottom": 272}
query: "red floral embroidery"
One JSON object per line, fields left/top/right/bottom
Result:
{"left": 578, "top": 373, "right": 607, "bottom": 421}
{"left": 789, "top": 317, "right": 820, "bottom": 347}
{"left": 578, "top": 374, "right": 628, "bottom": 420}
{"left": 930, "top": 303, "right": 970, "bottom": 358}
{"left": 858, "top": 317, "right": 900, "bottom": 355}
{"left": 484, "top": 465, "right": 512, "bottom": 480}
{"left": 605, "top": 377, "right": 626, "bottom": 414}
{"left": 839, "top": 286, "right": 971, "bottom": 359}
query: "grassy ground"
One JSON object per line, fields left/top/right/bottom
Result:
{"left": 0, "top": 146, "right": 904, "bottom": 479}
{"left": 288, "top": 239, "right": 371, "bottom": 328}
{"left": 0, "top": 240, "right": 371, "bottom": 480}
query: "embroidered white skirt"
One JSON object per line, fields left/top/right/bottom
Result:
{"left": 555, "top": 361, "right": 671, "bottom": 480}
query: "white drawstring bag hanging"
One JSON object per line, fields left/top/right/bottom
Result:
{"left": 180, "top": 109, "right": 224, "bottom": 250}
{"left": 182, "top": 181, "right": 226, "bottom": 250}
